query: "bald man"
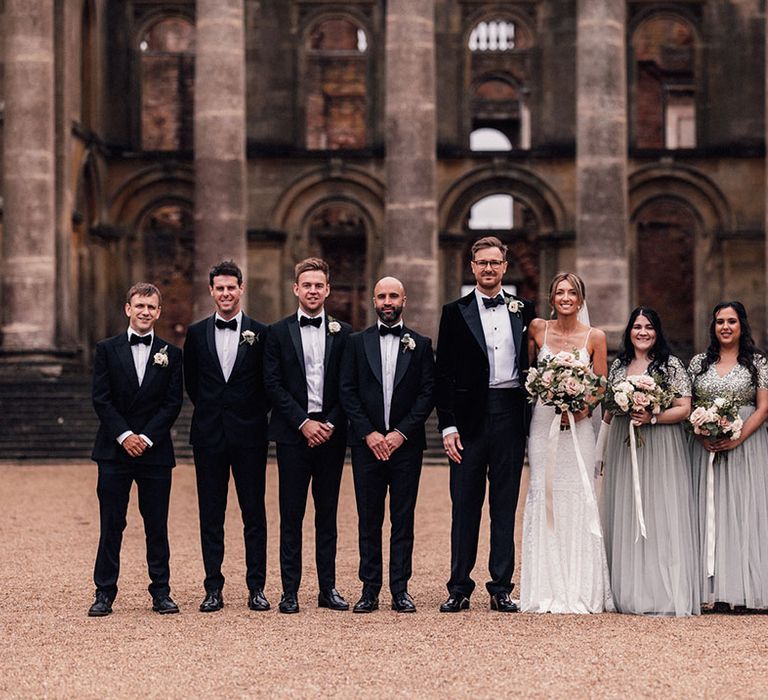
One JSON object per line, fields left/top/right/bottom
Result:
{"left": 340, "top": 277, "right": 435, "bottom": 613}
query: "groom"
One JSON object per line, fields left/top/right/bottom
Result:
{"left": 435, "top": 236, "right": 535, "bottom": 612}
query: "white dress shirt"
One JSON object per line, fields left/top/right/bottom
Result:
{"left": 378, "top": 322, "right": 402, "bottom": 432}
{"left": 215, "top": 310, "right": 242, "bottom": 382}
{"left": 298, "top": 309, "right": 326, "bottom": 415}
{"left": 116, "top": 328, "right": 154, "bottom": 447}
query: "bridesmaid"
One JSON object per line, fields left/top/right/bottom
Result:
{"left": 689, "top": 302, "right": 768, "bottom": 611}
{"left": 600, "top": 307, "right": 699, "bottom": 616}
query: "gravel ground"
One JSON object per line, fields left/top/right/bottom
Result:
{"left": 2, "top": 461, "right": 768, "bottom": 699}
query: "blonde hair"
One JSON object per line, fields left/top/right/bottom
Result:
{"left": 548, "top": 272, "right": 585, "bottom": 313}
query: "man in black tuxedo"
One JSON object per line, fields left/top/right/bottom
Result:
{"left": 340, "top": 277, "right": 434, "bottom": 613}
{"left": 435, "top": 236, "right": 536, "bottom": 613}
{"left": 184, "top": 260, "right": 270, "bottom": 613}
{"left": 88, "top": 282, "right": 183, "bottom": 617}
{"left": 264, "top": 257, "right": 352, "bottom": 614}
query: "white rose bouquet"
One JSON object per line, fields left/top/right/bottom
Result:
{"left": 525, "top": 350, "right": 606, "bottom": 416}
{"left": 604, "top": 374, "right": 678, "bottom": 435}
{"left": 689, "top": 396, "right": 743, "bottom": 441}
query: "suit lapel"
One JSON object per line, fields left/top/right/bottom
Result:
{"left": 459, "top": 292, "right": 486, "bottom": 354}
{"left": 229, "top": 314, "right": 253, "bottom": 380}
{"left": 505, "top": 293, "right": 523, "bottom": 360}
{"left": 133, "top": 336, "right": 163, "bottom": 403}
{"left": 393, "top": 328, "right": 412, "bottom": 389}
{"left": 363, "top": 326, "right": 383, "bottom": 385}
{"left": 288, "top": 315, "right": 307, "bottom": 380}
{"left": 323, "top": 322, "right": 334, "bottom": 372}
{"left": 116, "top": 335, "right": 140, "bottom": 391}
{"left": 205, "top": 315, "right": 225, "bottom": 381}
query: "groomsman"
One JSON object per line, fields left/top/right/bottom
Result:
{"left": 184, "top": 260, "right": 270, "bottom": 613}
{"left": 435, "top": 236, "right": 535, "bottom": 612}
{"left": 340, "top": 277, "right": 434, "bottom": 613}
{"left": 88, "top": 283, "right": 183, "bottom": 616}
{"left": 264, "top": 258, "right": 352, "bottom": 614}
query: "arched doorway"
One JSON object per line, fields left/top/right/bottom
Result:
{"left": 141, "top": 203, "right": 194, "bottom": 346}
{"left": 634, "top": 198, "right": 696, "bottom": 360}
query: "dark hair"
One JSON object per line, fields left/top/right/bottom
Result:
{"left": 294, "top": 257, "right": 330, "bottom": 283}
{"left": 208, "top": 260, "right": 243, "bottom": 287}
{"left": 617, "top": 307, "right": 670, "bottom": 374}
{"left": 471, "top": 236, "right": 507, "bottom": 260}
{"left": 126, "top": 282, "right": 161, "bottom": 305}
{"left": 698, "top": 301, "right": 764, "bottom": 385}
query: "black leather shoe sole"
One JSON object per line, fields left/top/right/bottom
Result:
{"left": 439, "top": 597, "right": 470, "bottom": 613}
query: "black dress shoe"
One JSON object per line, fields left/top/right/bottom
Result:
{"left": 391, "top": 591, "right": 416, "bottom": 613}
{"left": 278, "top": 592, "right": 299, "bottom": 614}
{"left": 152, "top": 595, "right": 180, "bottom": 614}
{"left": 489, "top": 592, "right": 519, "bottom": 613}
{"left": 439, "top": 595, "right": 470, "bottom": 613}
{"left": 352, "top": 596, "right": 379, "bottom": 613}
{"left": 87, "top": 592, "right": 113, "bottom": 617}
{"left": 248, "top": 589, "right": 270, "bottom": 611}
{"left": 199, "top": 589, "right": 223, "bottom": 613}
{"left": 318, "top": 588, "right": 349, "bottom": 611}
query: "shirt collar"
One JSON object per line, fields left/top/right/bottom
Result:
{"left": 297, "top": 309, "right": 326, "bottom": 323}
{"left": 475, "top": 288, "right": 505, "bottom": 302}
{"left": 127, "top": 328, "right": 154, "bottom": 342}
{"left": 377, "top": 321, "right": 403, "bottom": 331}
{"left": 215, "top": 310, "right": 243, "bottom": 326}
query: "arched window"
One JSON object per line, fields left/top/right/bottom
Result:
{"left": 468, "top": 194, "right": 514, "bottom": 229}
{"left": 471, "top": 76, "right": 530, "bottom": 149}
{"left": 308, "top": 203, "right": 368, "bottom": 328}
{"left": 305, "top": 18, "right": 369, "bottom": 150}
{"left": 139, "top": 17, "right": 195, "bottom": 151}
{"left": 631, "top": 16, "right": 696, "bottom": 149}
{"left": 468, "top": 20, "right": 517, "bottom": 52}
{"left": 470, "top": 128, "right": 512, "bottom": 152}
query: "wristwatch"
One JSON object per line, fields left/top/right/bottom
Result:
{"left": 650, "top": 415, "right": 657, "bottom": 425}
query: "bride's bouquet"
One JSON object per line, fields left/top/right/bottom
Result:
{"left": 689, "top": 396, "right": 743, "bottom": 441}
{"left": 525, "top": 350, "right": 606, "bottom": 415}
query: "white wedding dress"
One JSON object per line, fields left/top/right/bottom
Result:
{"left": 520, "top": 329, "right": 614, "bottom": 613}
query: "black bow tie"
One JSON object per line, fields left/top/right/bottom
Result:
{"left": 482, "top": 294, "right": 505, "bottom": 309}
{"left": 379, "top": 324, "right": 402, "bottom": 337}
{"left": 300, "top": 315, "right": 323, "bottom": 328}
{"left": 129, "top": 334, "right": 152, "bottom": 346}
{"left": 215, "top": 318, "right": 237, "bottom": 331}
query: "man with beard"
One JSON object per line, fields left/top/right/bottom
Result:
{"left": 339, "top": 277, "right": 434, "bottom": 613}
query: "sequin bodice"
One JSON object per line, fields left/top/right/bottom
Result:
{"left": 609, "top": 355, "right": 691, "bottom": 398}
{"left": 688, "top": 353, "right": 768, "bottom": 407}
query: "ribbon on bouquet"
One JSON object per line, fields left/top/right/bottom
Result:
{"left": 628, "top": 422, "right": 648, "bottom": 542}
{"left": 544, "top": 410, "right": 603, "bottom": 538}
{"left": 705, "top": 451, "right": 716, "bottom": 577}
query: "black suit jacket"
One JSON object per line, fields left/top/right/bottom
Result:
{"left": 340, "top": 325, "right": 435, "bottom": 450}
{"left": 91, "top": 333, "right": 183, "bottom": 467}
{"left": 184, "top": 313, "right": 269, "bottom": 448}
{"left": 264, "top": 313, "right": 351, "bottom": 445}
{"left": 435, "top": 291, "right": 535, "bottom": 438}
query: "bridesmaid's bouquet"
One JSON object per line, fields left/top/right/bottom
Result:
{"left": 525, "top": 350, "right": 606, "bottom": 415}
{"left": 604, "top": 374, "right": 678, "bottom": 419}
{"left": 689, "top": 397, "right": 744, "bottom": 441}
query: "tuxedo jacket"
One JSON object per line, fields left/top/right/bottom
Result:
{"left": 264, "top": 314, "right": 352, "bottom": 445}
{"left": 91, "top": 333, "right": 183, "bottom": 467}
{"left": 183, "top": 313, "right": 270, "bottom": 448}
{"left": 340, "top": 325, "right": 435, "bottom": 450}
{"left": 435, "top": 291, "right": 535, "bottom": 438}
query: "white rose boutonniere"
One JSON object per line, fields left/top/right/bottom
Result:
{"left": 153, "top": 345, "right": 169, "bottom": 367}
{"left": 240, "top": 330, "right": 256, "bottom": 346}
{"left": 507, "top": 298, "right": 523, "bottom": 315}
{"left": 327, "top": 317, "right": 341, "bottom": 334}
{"left": 400, "top": 333, "right": 416, "bottom": 354}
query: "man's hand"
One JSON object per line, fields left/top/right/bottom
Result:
{"left": 384, "top": 431, "right": 405, "bottom": 454}
{"left": 443, "top": 432, "right": 463, "bottom": 463}
{"left": 122, "top": 433, "right": 147, "bottom": 458}
{"left": 301, "top": 419, "right": 333, "bottom": 448}
{"left": 365, "top": 431, "right": 392, "bottom": 461}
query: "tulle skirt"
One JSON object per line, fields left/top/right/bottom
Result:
{"left": 601, "top": 416, "right": 700, "bottom": 616}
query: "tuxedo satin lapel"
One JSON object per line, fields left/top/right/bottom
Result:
{"left": 506, "top": 296, "right": 523, "bottom": 358}
{"left": 363, "top": 326, "right": 383, "bottom": 384}
{"left": 206, "top": 315, "right": 225, "bottom": 380}
{"left": 116, "top": 336, "right": 140, "bottom": 391}
{"left": 393, "top": 330, "right": 412, "bottom": 389}
{"left": 229, "top": 315, "right": 252, "bottom": 379}
{"left": 288, "top": 316, "right": 307, "bottom": 379}
{"left": 460, "top": 295, "right": 486, "bottom": 354}
{"left": 323, "top": 326, "right": 334, "bottom": 371}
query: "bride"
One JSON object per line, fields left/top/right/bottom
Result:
{"left": 520, "top": 272, "right": 614, "bottom": 613}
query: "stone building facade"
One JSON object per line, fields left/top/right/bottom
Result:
{"left": 0, "top": 0, "right": 766, "bottom": 372}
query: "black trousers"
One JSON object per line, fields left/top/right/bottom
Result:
{"left": 193, "top": 442, "right": 268, "bottom": 592}
{"left": 276, "top": 440, "right": 346, "bottom": 594}
{"left": 93, "top": 465, "right": 172, "bottom": 600}
{"left": 351, "top": 442, "right": 423, "bottom": 597}
{"left": 447, "top": 389, "right": 527, "bottom": 597}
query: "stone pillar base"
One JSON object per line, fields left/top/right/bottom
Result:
{"left": 0, "top": 349, "right": 80, "bottom": 378}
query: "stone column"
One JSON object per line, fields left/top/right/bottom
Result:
{"left": 383, "top": 0, "right": 439, "bottom": 340}
{"left": 193, "top": 0, "right": 247, "bottom": 317}
{"left": 1, "top": 1, "right": 58, "bottom": 364}
{"left": 575, "top": 0, "right": 629, "bottom": 344}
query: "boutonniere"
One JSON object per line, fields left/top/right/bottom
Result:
{"left": 400, "top": 333, "right": 416, "bottom": 354}
{"left": 240, "top": 330, "right": 257, "bottom": 346}
{"left": 327, "top": 316, "right": 341, "bottom": 335}
{"left": 153, "top": 345, "right": 169, "bottom": 367}
{"left": 507, "top": 298, "right": 523, "bottom": 315}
